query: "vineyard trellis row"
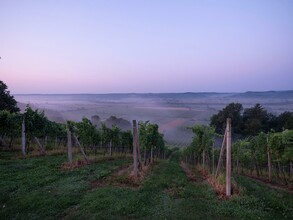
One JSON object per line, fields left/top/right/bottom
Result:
{"left": 1, "top": 104, "right": 292, "bottom": 189}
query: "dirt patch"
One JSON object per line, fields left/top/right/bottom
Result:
{"left": 61, "top": 159, "right": 91, "bottom": 170}
{"left": 206, "top": 176, "right": 228, "bottom": 199}
{"left": 91, "top": 162, "right": 155, "bottom": 189}
{"left": 180, "top": 162, "right": 205, "bottom": 183}
{"left": 242, "top": 174, "right": 293, "bottom": 194}
{"left": 181, "top": 163, "right": 241, "bottom": 199}
{"left": 61, "top": 155, "right": 131, "bottom": 171}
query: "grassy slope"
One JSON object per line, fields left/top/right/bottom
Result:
{"left": 0, "top": 151, "right": 292, "bottom": 219}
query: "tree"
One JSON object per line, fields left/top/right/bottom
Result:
{"left": 210, "top": 103, "right": 243, "bottom": 134}
{"left": 243, "top": 104, "right": 271, "bottom": 136}
{"left": 0, "top": 81, "right": 20, "bottom": 113}
{"left": 276, "top": 111, "right": 293, "bottom": 131}
{"left": 0, "top": 110, "right": 21, "bottom": 148}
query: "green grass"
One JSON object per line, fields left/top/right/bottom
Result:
{"left": 0, "top": 150, "right": 292, "bottom": 219}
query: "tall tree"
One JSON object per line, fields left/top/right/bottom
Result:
{"left": 243, "top": 104, "right": 271, "bottom": 136}
{"left": 276, "top": 111, "right": 293, "bottom": 131}
{"left": 0, "top": 81, "right": 20, "bottom": 113}
{"left": 210, "top": 103, "right": 243, "bottom": 134}
{"left": 0, "top": 110, "right": 21, "bottom": 148}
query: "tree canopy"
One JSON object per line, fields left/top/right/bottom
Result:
{"left": 0, "top": 80, "right": 19, "bottom": 113}
{"left": 210, "top": 103, "right": 293, "bottom": 136}
{"left": 210, "top": 103, "right": 243, "bottom": 134}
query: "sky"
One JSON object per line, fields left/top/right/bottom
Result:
{"left": 0, "top": 0, "right": 293, "bottom": 94}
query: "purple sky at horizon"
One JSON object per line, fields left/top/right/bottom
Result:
{"left": 0, "top": 0, "right": 293, "bottom": 94}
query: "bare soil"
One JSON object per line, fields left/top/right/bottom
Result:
{"left": 91, "top": 162, "right": 155, "bottom": 189}
{"left": 242, "top": 174, "right": 293, "bottom": 194}
{"left": 180, "top": 162, "right": 200, "bottom": 183}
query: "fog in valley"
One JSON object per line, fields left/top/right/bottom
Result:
{"left": 15, "top": 91, "right": 293, "bottom": 147}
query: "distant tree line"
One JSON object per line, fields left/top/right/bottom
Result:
{"left": 210, "top": 103, "right": 293, "bottom": 136}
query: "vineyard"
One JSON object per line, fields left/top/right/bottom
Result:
{"left": 0, "top": 81, "right": 293, "bottom": 219}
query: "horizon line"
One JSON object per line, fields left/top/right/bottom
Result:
{"left": 12, "top": 90, "right": 293, "bottom": 96}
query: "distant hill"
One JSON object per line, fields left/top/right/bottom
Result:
{"left": 14, "top": 90, "right": 293, "bottom": 101}
{"left": 232, "top": 90, "right": 293, "bottom": 99}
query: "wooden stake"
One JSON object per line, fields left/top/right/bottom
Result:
{"left": 215, "top": 129, "right": 227, "bottom": 177}
{"left": 133, "top": 120, "right": 138, "bottom": 177}
{"left": 267, "top": 136, "right": 272, "bottom": 182}
{"left": 67, "top": 126, "right": 72, "bottom": 164}
{"left": 73, "top": 134, "right": 89, "bottom": 163}
{"left": 226, "top": 118, "right": 232, "bottom": 197}
{"left": 109, "top": 140, "right": 112, "bottom": 156}
{"left": 202, "top": 150, "right": 205, "bottom": 169}
{"left": 212, "top": 142, "right": 215, "bottom": 175}
{"left": 21, "top": 118, "right": 26, "bottom": 156}
{"left": 34, "top": 136, "right": 45, "bottom": 155}
{"left": 136, "top": 124, "right": 142, "bottom": 170}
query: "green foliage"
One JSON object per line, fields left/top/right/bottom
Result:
{"left": 121, "top": 130, "right": 133, "bottom": 149}
{"left": 231, "top": 130, "right": 292, "bottom": 183}
{"left": 281, "top": 130, "right": 293, "bottom": 163}
{"left": 190, "top": 125, "right": 215, "bottom": 153}
{"left": 0, "top": 81, "right": 19, "bottom": 113}
{"left": 210, "top": 103, "right": 243, "bottom": 134}
{"left": 75, "top": 118, "right": 100, "bottom": 148}
{"left": 276, "top": 111, "right": 293, "bottom": 130}
{"left": 243, "top": 104, "right": 274, "bottom": 136}
{"left": 139, "top": 121, "right": 165, "bottom": 152}
{"left": 0, "top": 110, "right": 21, "bottom": 148}
{"left": 269, "top": 130, "right": 293, "bottom": 164}
{"left": 101, "top": 123, "right": 112, "bottom": 146}
{"left": 182, "top": 124, "right": 215, "bottom": 166}
{"left": 232, "top": 138, "right": 250, "bottom": 167}
{"left": 210, "top": 102, "right": 292, "bottom": 136}
{"left": 0, "top": 110, "right": 21, "bottom": 138}
{"left": 24, "top": 106, "right": 49, "bottom": 138}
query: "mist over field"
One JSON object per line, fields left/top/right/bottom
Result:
{"left": 14, "top": 91, "right": 293, "bottom": 147}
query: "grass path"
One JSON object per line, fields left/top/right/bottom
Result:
{"left": 0, "top": 151, "right": 292, "bottom": 219}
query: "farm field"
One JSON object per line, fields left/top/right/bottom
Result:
{"left": 1, "top": 150, "right": 292, "bottom": 219}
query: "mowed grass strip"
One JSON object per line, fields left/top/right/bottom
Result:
{"left": 0, "top": 153, "right": 132, "bottom": 219}
{"left": 1, "top": 151, "right": 293, "bottom": 220}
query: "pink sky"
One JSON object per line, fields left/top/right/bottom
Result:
{"left": 1, "top": 0, "right": 292, "bottom": 94}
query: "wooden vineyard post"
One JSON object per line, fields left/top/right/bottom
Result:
{"left": 21, "top": 118, "right": 26, "bottom": 156}
{"left": 67, "top": 125, "right": 72, "bottom": 164}
{"left": 226, "top": 118, "right": 232, "bottom": 197}
{"left": 133, "top": 120, "right": 139, "bottom": 177}
{"left": 109, "top": 140, "right": 112, "bottom": 156}
{"left": 212, "top": 142, "right": 215, "bottom": 175}
{"left": 73, "top": 134, "right": 89, "bottom": 163}
{"left": 267, "top": 136, "right": 272, "bottom": 182}
{"left": 133, "top": 120, "right": 142, "bottom": 175}
{"left": 215, "top": 130, "right": 227, "bottom": 177}
{"left": 34, "top": 136, "right": 46, "bottom": 155}
{"left": 136, "top": 123, "right": 142, "bottom": 170}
